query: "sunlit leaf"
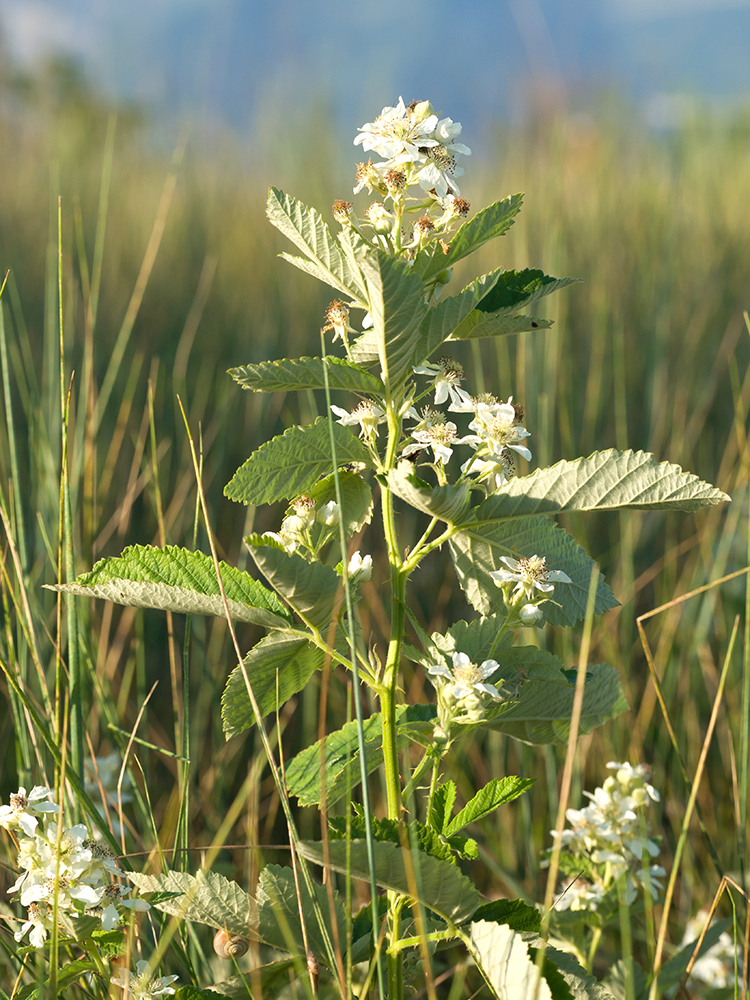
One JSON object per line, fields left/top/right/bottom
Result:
{"left": 228, "top": 356, "right": 383, "bottom": 394}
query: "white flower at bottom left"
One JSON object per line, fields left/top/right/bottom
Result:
{"left": 111, "top": 960, "right": 179, "bottom": 999}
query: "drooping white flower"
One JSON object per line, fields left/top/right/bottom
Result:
{"left": 331, "top": 401, "right": 385, "bottom": 439}
{"left": 413, "top": 358, "right": 474, "bottom": 411}
{"left": 489, "top": 555, "right": 571, "bottom": 602}
{"left": 14, "top": 902, "right": 49, "bottom": 949}
{"left": 111, "top": 960, "right": 178, "bottom": 999}
{"left": 98, "top": 883, "right": 150, "bottom": 932}
{"left": 0, "top": 786, "right": 59, "bottom": 837}
{"left": 555, "top": 878, "right": 605, "bottom": 912}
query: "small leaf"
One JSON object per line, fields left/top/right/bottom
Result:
{"left": 418, "top": 194, "right": 524, "bottom": 282}
{"left": 360, "top": 251, "right": 429, "bottom": 389}
{"left": 50, "top": 545, "right": 290, "bottom": 629}
{"left": 225, "top": 417, "right": 371, "bottom": 506}
{"left": 267, "top": 187, "right": 367, "bottom": 303}
{"left": 128, "top": 870, "right": 258, "bottom": 940}
{"left": 247, "top": 539, "right": 341, "bottom": 632}
{"left": 450, "top": 312, "right": 554, "bottom": 341}
{"left": 307, "top": 469, "right": 373, "bottom": 536}
{"left": 387, "top": 461, "right": 471, "bottom": 523}
{"left": 463, "top": 450, "right": 730, "bottom": 518}
{"left": 446, "top": 777, "right": 535, "bottom": 836}
{"left": 222, "top": 632, "right": 325, "bottom": 738}
{"left": 449, "top": 515, "right": 618, "bottom": 628}
{"left": 467, "top": 921, "right": 552, "bottom": 1000}
{"left": 228, "top": 356, "right": 383, "bottom": 394}
{"left": 430, "top": 781, "right": 458, "bottom": 834}
{"left": 473, "top": 898, "right": 541, "bottom": 934}
{"left": 544, "top": 946, "right": 620, "bottom": 1000}
{"left": 299, "top": 839, "right": 480, "bottom": 924}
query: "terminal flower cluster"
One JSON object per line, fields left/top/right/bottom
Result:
{"left": 551, "top": 762, "right": 665, "bottom": 911}
{"left": 1, "top": 785, "right": 149, "bottom": 948}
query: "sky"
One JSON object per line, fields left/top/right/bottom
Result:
{"left": 1, "top": 0, "right": 749, "bottom": 136}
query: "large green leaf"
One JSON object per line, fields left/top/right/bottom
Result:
{"left": 418, "top": 193, "right": 524, "bottom": 282}
{"left": 467, "top": 921, "right": 552, "bottom": 1000}
{"left": 225, "top": 417, "right": 371, "bottom": 506}
{"left": 257, "top": 865, "right": 345, "bottom": 972}
{"left": 487, "top": 662, "right": 627, "bottom": 744}
{"left": 387, "top": 462, "right": 471, "bottom": 524}
{"left": 473, "top": 268, "right": 580, "bottom": 315}
{"left": 128, "top": 870, "right": 257, "bottom": 940}
{"left": 360, "top": 251, "right": 429, "bottom": 390}
{"left": 228, "top": 356, "right": 383, "bottom": 394}
{"left": 267, "top": 187, "right": 367, "bottom": 304}
{"left": 298, "top": 839, "right": 480, "bottom": 925}
{"left": 222, "top": 632, "right": 325, "bottom": 738}
{"left": 472, "top": 899, "right": 541, "bottom": 934}
{"left": 285, "top": 705, "right": 437, "bottom": 806}
{"left": 51, "top": 545, "right": 290, "bottom": 629}
{"left": 462, "top": 450, "right": 731, "bottom": 519}
{"left": 449, "top": 515, "right": 618, "bottom": 628}
{"left": 247, "top": 538, "right": 341, "bottom": 632}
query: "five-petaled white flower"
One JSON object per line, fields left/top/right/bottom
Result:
{"left": 413, "top": 358, "right": 474, "bottom": 412}
{"left": 428, "top": 652, "right": 502, "bottom": 703}
{"left": 0, "top": 786, "right": 59, "bottom": 837}
{"left": 403, "top": 408, "right": 469, "bottom": 464}
{"left": 489, "top": 555, "right": 571, "bottom": 601}
{"left": 331, "top": 401, "right": 385, "bottom": 439}
{"left": 111, "top": 960, "right": 178, "bottom": 999}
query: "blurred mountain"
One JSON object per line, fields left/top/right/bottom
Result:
{"left": 0, "top": 0, "right": 748, "bottom": 132}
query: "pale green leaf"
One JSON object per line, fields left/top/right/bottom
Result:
{"left": 467, "top": 921, "right": 553, "bottom": 1000}
{"left": 224, "top": 417, "right": 371, "bottom": 506}
{"left": 285, "top": 705, "right": 437, "bottom": 806}
{"left": 449, "top": 515, "right": 618, "bottom": 627}
{"left": 307, "top": 469, "right": 373, "bottom": 536}
{"left": 464, "top": 450, "right": 731, "bottom": 518}
{"left": 446, "top": 777, "right": 535, "bottom": 836}
{"left": 298, "top": 839, "right": 480, "bottom": 924}
{"left": 257, "top": 865, "right": 345, "bottom": 972}
{"left": 266, "top": 187, "right": 367, "bottom": 303}
{"left": 360, "top": 251, "right": 429, "bottom": 390}
{"left": 228, "top": 356, "right": 383, "bottom": 394}
{"left": 450, "top": 312, "right": 554, "bottom": 341}
{"left": 247, "top": 539, "right": 341, "bottom": 632}
{"left": 486, "top": 663, "right": 627, "bottom": 744}
{"left": 128, "top": 870, "right": 257, "bottom": 940}
{"left": 50, "top": 545, "right": 290, "bottom": 629}
{"left": 387, "top": 461, "right": 471, "bottom": 523}
{"left": 418, "top": 194, "right": 524, "bottom": 282}
{"left": 221, "top": 632, "right": 325, "bottom": 738}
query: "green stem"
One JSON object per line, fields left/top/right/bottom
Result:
{"left": 425, "top": 756, "right": 440, "bottom": 824}
{"left": 586, "top": 926, "right": 602, "bottom": 972}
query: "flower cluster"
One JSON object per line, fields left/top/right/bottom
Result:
{"left": 341, "top": 98, "right": 471, "bottom": 259}
{"left": 428, "top": 651, "right": 503, "bottom": 742}
{"left": 262, "top": 496, "right": 342, "bottom": 555}
{"left": 551, "top": 762, "right": 665, "bottom": 911}
{"left": 1, "top": 785, "right": 148, "bottom": 948}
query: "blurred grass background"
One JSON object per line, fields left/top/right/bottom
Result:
{"left": 1, "top": 53, "right": 748, "bottom": 983}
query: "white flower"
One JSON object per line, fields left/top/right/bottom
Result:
{"left": 413, "top": 358, "right": 474, "bottom": 412}
{"left": 14, "top": 902, "right": 49, "bottom": 949}
{"left": 555, "top": 878, "right": 605, "bottom": 912}
{"left": 111, "top": 960, "right": 178, "bottom": 999}
{"left": 354, "top": 97, "right": 439, "bottom": 164}
{"left": 331, "top": 401, "right": 385, "bottom": 439}
{"left": 98, "top": 884, "right": 150, "bottom": 932}
{"left": 490, "top": 555, "right": 571, "bottom": 602}
{"left": 428, "top": 652, "right": 502, "bottom": 703}
{"left": 316, "top": 500, "right": 340, "bottom": 527}
{"left": 0, "top": 786, "right": 59, "bottom": 837}
{"left": 402, "top": 409, "right": 468, "bottom": 464}
{"left": 519, "top": 604, "right": 544, "bottom": 626}
{"left": 347, "top": 551, "right": 373, "bottom": 583}
{"left": 464, "top": 396, "right": 532, "bottom": 461}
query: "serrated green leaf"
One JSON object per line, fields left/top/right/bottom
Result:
{"left": 267, "top": 187, "right": 367, "bottom": 303}
{"left": 473, "top": 898, "right": 542, "bottom": 933}
{"left": 222, "top": 632, "right": 325, "bottom": 738}
{"left": 544, "top": 946, "right": 619, "bottom": 1000}
{"left": 467, "top": 921, "right": 553, "bottom": 1000}
{"left": 307, "top": 469, "right": 373, "bottom": 536}
{"left": 299, "top": 839, "right": 480, "bottom": 924}
{"left": 419, "top": 194, "right": 524, "bottom": 282}
{"left": 449, "top": 515, "right": 618, "bottom": 628}
{"left": 387, "top": 461, "right": 471, "bottom": 523}
{"left": 225, "top": 417, "right": 371, "bottom": 506}
{"left": 450, "top": 312, "right": 554, "bottom": 341}
{"left": 446, "top": 777, "right": 535, "bottom": 836}
{"left": 360, "top": 251, "right": 429, "bottom": 390}
{"left": 246, "top": 539, "right": 341, "bottom": 632}
{"left": 413, "top": 269, "right": 504, "bottom": 361}
{"left": 285, "top": 705, "right": 436, "bottom": 806}
{"left": 486, "top": 663, "right": 627, "bottom": 744}
{"left": 329, "top": 811, "right": 457, "bottom": 865}
{"left": 50, "top": 545, "right": 290, "bottom": 629}
{"left": 128, "top": 870, "right": 258, "bottom": 940}
{"left": 228, "top": 356, "right": 383, "bottom": 394}
{"left": 431, "top": 614, "right": 511, "bottom": 664}
{"left": 462, "top": 450, "right": 730, "bottom": 518}
{"left": 175, "top": 988, "right": 224, "bottom": 1000}
{"left": 430, "top": 781, "right": 458, "bottom": 834}
{"left": 474, "top": 268, "right": 580, "bottom": 314}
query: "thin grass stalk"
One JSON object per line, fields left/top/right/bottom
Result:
{"left": 650, "top": 615, "right": 740, "bottom": 999}
{"left": 176, "top": 397, "right": 343, "bottom": 995}
{"left": 320, "top": 329, "right": 386, "bottom": 1000}
{"left": 739, "top": 312, "right": 750, "bottom": 905}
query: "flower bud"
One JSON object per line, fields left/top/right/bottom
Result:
{"left": 519, "top": 604, "right": 543, "bottom": 626}
{"left": 366, "top": 202, "right": 392, "bottom": 234}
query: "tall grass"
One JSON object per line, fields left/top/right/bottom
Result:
{"left": 0, "top": 62, "right": 748, "bottom": 990}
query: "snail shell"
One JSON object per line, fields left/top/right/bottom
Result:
{"left": 213, "top": 928, "right": 249, "bottom": 959}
